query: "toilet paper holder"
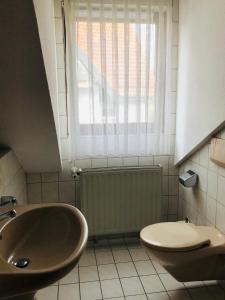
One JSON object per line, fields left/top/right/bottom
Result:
{"left": 179, "top": 170, "right": 198, "bottom": 188}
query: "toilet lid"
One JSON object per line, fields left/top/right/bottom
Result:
{"left": 140, "top": 222, "right": 210, "bottom": 252}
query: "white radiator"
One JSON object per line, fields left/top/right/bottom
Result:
{"left": 80, "top": 166, "right": 162, "bottom": 236}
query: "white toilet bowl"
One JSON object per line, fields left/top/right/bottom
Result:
{"left": 140, "top": 222, "right": 225, "bottom": 282}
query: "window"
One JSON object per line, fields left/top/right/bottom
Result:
{"left": 65, "top": 0, "right": 172, "bottom": 158}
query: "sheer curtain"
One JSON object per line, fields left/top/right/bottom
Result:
{"left": 65, "top": 0, "right": 172, "bottom": 159}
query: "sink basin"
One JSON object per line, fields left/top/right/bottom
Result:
{"left": 0, "top": 203, "right": 88, "bottom": 300}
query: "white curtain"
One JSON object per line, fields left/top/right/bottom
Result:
{"left": 65, "top": 0, "right": 172, "bottom": 159}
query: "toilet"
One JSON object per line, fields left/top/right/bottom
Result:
{"left": 140, "top": 222, "right": 225, "bottom": 282}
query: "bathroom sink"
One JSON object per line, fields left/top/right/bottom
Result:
{"left": 0, "top": 203, "right": 88, "bottom": 300}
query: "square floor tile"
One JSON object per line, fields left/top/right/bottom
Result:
{"left": 168, "top": 290, "right": 192, "bottom": 300}
{"left": 106, "top": 298, "right": 125, "bottom": 300}
{"left": 113, "top": 249, "right": 132, "bottom": 263}
{"left": 36, "top": 286, "right": 58, "bottom": 300}
{"left": 135, "top": 260, "right": 156, "bottom": 276}
{"left": 126, "top": 295, "right": 147, "bottom": 300}
{"left": 159, "top": 274, "right": 184, "bottom": 291}
{"left": 101, "top": 278, "right": 123, "bottom": 298}
{"left": 152, "top": 261, "right": 167, "bottom": 274}
{"left": 79, "top": 251, "right": 96, "bottom": 267}
{"left": 96, "top": 250, "right": 114, "bottom": 265}
{"left": 147, "top": 292, "right": 170, "bottom": 300}
{"left": 59, "top": 266, "right": 79, "bottom": 284}
{"left": 129, "top": 248, "right": 149, "bottom": 261}
{"left": 79, "top": 266, "right": 99, "bottom": 282}
{"left": 117, "top": 262, "right": 137, "bottom": 278}
{"left": 207, "top": 285, "right": 225, "bottom": 300}
{"left": 80, "top": 281, "right": 102, "bottom": 300}
{"left": 98, "top": 263, "right": 118, "bottom": 280}
{"left": 188, "top": 287, "right": 214, "bottom": 300}
{"left": 121, "top": 276, "right": 144, "bottom": 296}
{"left": 140, "top": 275, "right": 165, "bottom": 294}
{"left": 58, "top": 283, "right": 80, "bottom": 300}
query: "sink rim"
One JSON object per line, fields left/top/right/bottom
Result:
{"left": 0, "top": 203, "right": 88, "bottom": 274}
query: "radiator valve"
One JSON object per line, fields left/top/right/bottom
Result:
{"left": 71, "top": 166, "right": 82, "bottom": 178}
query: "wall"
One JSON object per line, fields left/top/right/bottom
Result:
{"left": 33, "top": 0, "right": 60, "bottom": 146}
{"left": 178, "top": 127, "right": 225, "bottom": 233}
{"left": 175, "top": 0, "right": 225, "bottom": 165}
{"left": 26, "top": 0, "right": 180, "bottom": 222}
{"left": 0, "top": 150, "right": 27, "bottom": 205}
{"left": 0, "top": 0, "right": 61, "bottom": 173}
{"left": 27, "top": 155, "right": 179, "bottom": 221}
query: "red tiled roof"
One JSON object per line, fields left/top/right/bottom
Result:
{"left": 76, "top": 21, "right": 155, "bottom": 97}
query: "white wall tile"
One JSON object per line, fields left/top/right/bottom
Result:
{"left": 56, "top": 43, "right": 64, "bottom": 68}
{"left": 59, "top": 115, "right": 68, "bottom": 138}
{"left": 169, "top": 156, "right": 179, "bottom": 175}
{"left": 169, "top": 92, "right": 177, "bottom": 114}
{"left": 123, "top": 157, "right": 139, "bottom": 167}
{"left": 171, "top": 46, "right": 178, "bottom": 69}
{"left": 207, "top": 171, "right": 218, "bottom": 199}
{"left": 206, "top": 195, "right": 216, "bottom": 225}
{"left": 27, "top": 183, "right": 42, "bottom": 204}
{"left": 26, "top": 173, "right": 41, "bottom": 183}
{"left": 54, "top": 0, "right": 62, "bottom": 18}
{"left": 208, "top": 157, "right": 218, "bottom": 173}
{"left": 138, "top": 156, "right": 154, "bottom": 166}
{"left": 217, "top": 175, "right": 225, "bottom": 206}
{"left": 42, "top": 182, "right": 59, "bottom": 203}
{"left": 108, "top": 157, "right": 123, "bottom": 167}
{"left": 60, "top": 138, "right": 70, "bottom": 160}
{"left": 58, "top": 93, "right": 67, "bottom": 115}
{"left": 216, "top": 202, "right": 225, "bottom": 233}
{"left": 154, "top": 156, "right": 169, "bottom": 175}
{"left": 169, "top": 176, "right": 178, "bottom": 195}
{"left": 92, "top": 158, "right": 108, "bottom": 168}
{"left": 162, "top": 176, "right": 169, "bottom": 195}
{"left": 59, "top": 181, "right": 75, "bottom": 203}
{"left": 218, "top": 166, "right": 225, "bottom": 177}
{"left": 41, "top": 172, "right": 58, "bottom": 182}
{"left": 172, "top": 22, "right": 179, "bottom": 46}
{"left": 75, "top": 159, "right": 92, "bottom": 169}
{"left": 198, "top": 165, "right": 207, "bottom": 192}
{"left": 199, "top": 145, "right": 209, "bottom": 167}
{"left": 162, "top": 196, "right": 169, "bottom": 215}
{"left": 57, "top": 68, "right": 66, "bottom": 92}
{"left": 55, "top": 18, "right": 63, "bottom": 43}
{"left": 168, "top": 196, "right": 178, "bottom": 214}
{"left": 190, "top": 151, "right": 200, "bottom": 164}
{"left": 179, "top": 128, "right": 225, "bottom": 233}
{"left": 170, "top": 70, "right": 177, "bottom": 91}
{"left": 172, "top": 0, "right": 179, "bottom": 22}
{"left": 169, "top": 114, "right": 176, "bottom": 134}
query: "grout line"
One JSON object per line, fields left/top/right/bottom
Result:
{"left": 94, "top": 246, "right": 104, "bottom": 300}
{"left": 57, "top": 242, "right": 223, "bottom": 300}
{"left": 77, "top": 263, "right": 82, "bottom": 300}
{"left": 110, "top": 238, "right": 126, "bottom": 299}
{"left": 57, "top": 282, "right": 59, "bottom": 300}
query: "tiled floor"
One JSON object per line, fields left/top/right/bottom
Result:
{"left": 36, "top": 237, "right": 225, "bottom": 300}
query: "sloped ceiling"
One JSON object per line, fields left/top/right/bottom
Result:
{"left": 175, "top": 0, "right": 225, "bottom": 165}
{"left": 0, "top": 0, "right": 61, "bottom": 172}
